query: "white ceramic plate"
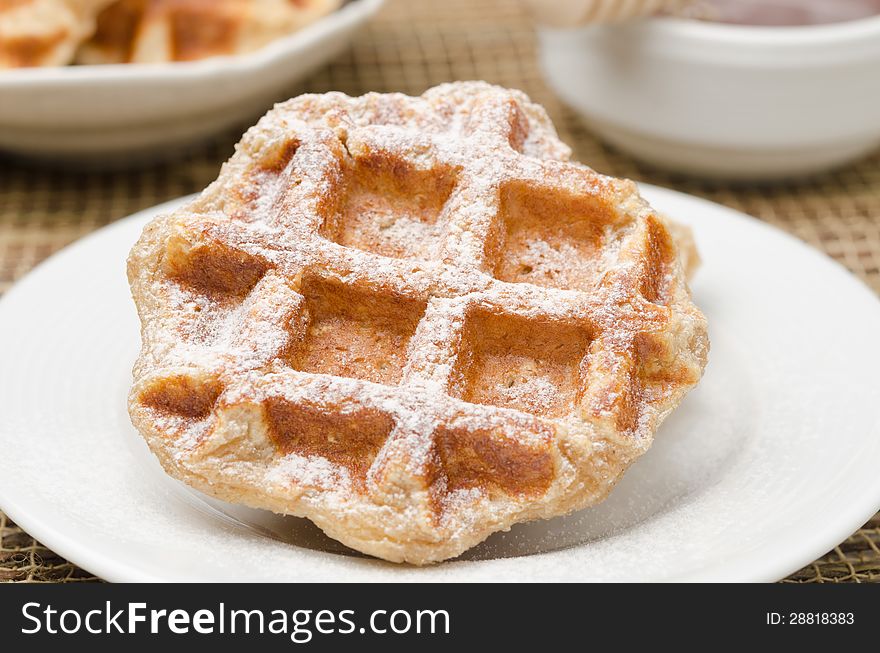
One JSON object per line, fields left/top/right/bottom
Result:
{"left": 0, "top": 0, "right": 383, "bottom": 161}
{"left": 1, "top": 185, "right": 878, "bottom": 582}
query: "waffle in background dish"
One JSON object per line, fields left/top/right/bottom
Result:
{"left": 75, "top": 0, "right": 341, "bottom": 64}
{"left": 0, "top": 0, "right": 112, "bottom": 68}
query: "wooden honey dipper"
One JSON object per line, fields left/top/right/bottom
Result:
{"left": 523, "top": 0, "right": 694, "bottom": 27}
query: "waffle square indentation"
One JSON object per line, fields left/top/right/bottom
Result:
{"left": 452, "top": 308, "right": 591, "bottom": 418}
{"left": 322, "top": 158, "right": 457, "bottom": 261}
{"left": 493, "top": 181, "right": 621, "bottom": 291}
{"left": 288, "top": 275, "right": 427, "bottom": 385}
{"left": 264, "top": 399, "right": 394, "bottom": 480}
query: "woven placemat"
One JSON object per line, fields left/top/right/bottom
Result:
{"left": 1, "top": 0, "right": 878, "bottom": 583}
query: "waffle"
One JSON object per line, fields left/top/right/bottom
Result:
{"left": 128, "top": 82, "right": 709, "bottom": 564}
{"left": 0, "top": 0, "right": 111, "bottom": 68}
{"left": 75, "top": 0, "right": 340, "bottom": 64}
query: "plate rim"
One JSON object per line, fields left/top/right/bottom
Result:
{"left": 1, "top": 185, "right": 879, "bottom": 583}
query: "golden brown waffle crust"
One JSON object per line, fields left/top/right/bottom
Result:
{"left": 128, "top": 81, "right": 709, "bottom": 564}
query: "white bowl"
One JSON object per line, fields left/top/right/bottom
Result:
{"left": 0, "top": 0, "right": 384, "bottom": 163}
{"left": 537, "top": 15, "right": 880, "bottom": 179}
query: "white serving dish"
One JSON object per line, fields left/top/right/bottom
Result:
{"left": 537, "top": 14, "right": 880, "bottom": 179}
{"left": 0, "top": 0, "right": 384, "bottom": 163}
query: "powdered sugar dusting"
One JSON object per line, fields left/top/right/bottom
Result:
{"left": 128, "top": 81, "right": 708, "bottom": 563}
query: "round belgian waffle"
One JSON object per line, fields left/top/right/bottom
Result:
{"left": 127, "top": 81, "right": 709, "bottom": 564}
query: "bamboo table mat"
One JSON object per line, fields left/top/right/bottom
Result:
{"left": 1, "top": 0, "right": 878, "bottom": 582}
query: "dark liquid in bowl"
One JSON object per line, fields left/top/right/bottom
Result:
{"left": 695, "top": 0, "right": 880, "bottom": 26}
